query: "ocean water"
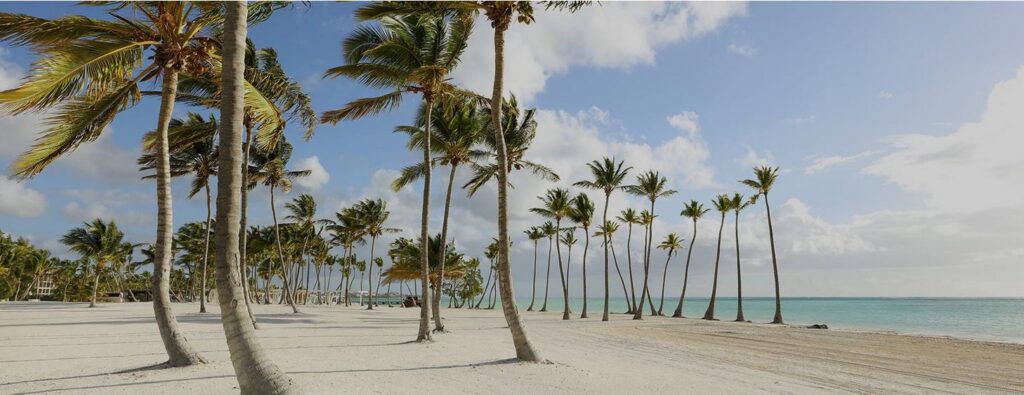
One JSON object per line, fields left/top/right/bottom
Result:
{"left": 504, "top": 296, "right": 1024, "bottom": 344}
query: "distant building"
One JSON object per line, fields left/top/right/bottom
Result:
{"left": 35, "top": 271, "right": 55, "bottom": 297}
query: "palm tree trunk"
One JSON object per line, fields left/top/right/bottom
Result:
{"left": 213, "top": 4, "right": 297, "bottom": 390}
{"left": 734, "top": 212, "right": 745, "bottom": 322}
{"left": 475, "top": 264, "right": 492, "bottom": 309}
{"left": 765, "top": 193, "right": 784, "bottom": 324}
{"left": 491, "top": 21, "right": 541, "bottom": 361}
{"left": 632, "top": 220, "right": 650, "bottom": 320}
{"left": 541, "top": 235, "right": 552, "bottom": 312}
{"left": 703, "top": 212, "right": 727, "bottom": 320}
{"left": 657, "top": 249, "right": 673, "bottom": 315}
{"left": 239, "top": 123, "right": 258, "bottom": 328}
{"left": 366, "top": 236, "right": 376, "bottom": 310}
{"left": 601, "top": 192, "right": 611, "bottom": 321}
{"left": 416, "top": 98, "right": 434, "bottom": 343}
{"left": 199, "top": 182, "right": 212, "bottom": 314}
{"left": 270, "top": 186, "right": 300, "bottom": 314}
{"left": 432, "top": 164, "right": 458, "bottom": 332}
{"left": 555, "top": 219, "right": 570, "bottom": 320}
{"left": 645, "top": 202, "right": 658, "bottom": 316}
{"left": 527, "top": 240, "right": 538, "bottom": 311}
{"left": 89, "top": 267, "right": 99, "bottom": 308}
{"left": 625, "top": 223, "right": 636, "bottom": 314}
{"left": 580, "top": 225, "right": 590, "bottom": 319}
{"left": 151, "top": 69, "right": 206, "bottom": 366}
{"left": 672, "top": 219, "right": 698, "bottom": 318}
{"left": 609, "top": 240, "right": 630, "bottom": 312}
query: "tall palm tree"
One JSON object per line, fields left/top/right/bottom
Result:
{"left": 539, "top": 221, "right": 557, "bottom": 312}
{"left": 250, "top": 140, "right": 310, "bottom": 314}
{"left": 61, "top": 219, "right": 125, "bottom": 308}
{"left": 616, "top": 208, "right": 640, "bottom": 313}
{"left": 0, "top": 1, "right": 290, "bottom": 366}
{"left": 638, "top": 209, "right": 658, "bottom": 316}
{"left": 595, "top": 220, "right": 631, "bottom": 313}
{"left": 530, "top": 188, "right": 573, "bottom": 320}
{"left": 353, "top": 199, "right": 399, "bottom": 310}
{"left": 741, "top": 166, "right": 784, "bottom": 324}
{"left": 284, "top": 193, "right": 318, "bottom": 303}
{"left": 656, "top": 233, "right": 683, "bottom": 316}
{"left": 139, "top": 113, "right": 218, "bottom": 313}
{"left": 524, "top": 227, "right": 545, "bottom": 311}
{"left": 672, "top": 200, "right": 710, "bottom": 318}
{"left": 393, "top": 96, "right": 485, "bottom": 331}
{"left": 702, "top": 194, "right": 734, "bottom": 321}
{"left": 569, "top": 193, "right": 595, "bottom": 318}
{"left": 325, "top": 10, "right": 473, "bottom": 343}
{"left": 624, "top": 171, "right": 676, "bottom": 320}
{"left": 574, "top": 157, "right": 631, "bottom": 321}
{"left": 213, "top": 3, "right": 297, "bottom": 390}
{"left": 730, "top": 193, "right": 758, "bottom": 322}
{"left": 559, "top": 228, "right": 578, "bottom": 320}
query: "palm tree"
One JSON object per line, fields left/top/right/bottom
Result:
{"left": 559, "top": 228, "right": 578, "bottom": 320}
{"left": 616, "top": 208, "right": 640, "bottom": 313}
{"left": 61, "top": 220, "right": 125, "bottom": 308}
{"left": 325, "top": 10, "right": 473, "bottom": 343}
{"left": 730, "top": 193, "right": 758, "bottom": 322}
{"left": 139, "top": 114, "right": 218, "bottom": 313}
{"left": 284, "top": 193, "right": 318, "bottom": 303}
{"left": 524, "top": 227, "right": 545, "bottom": 311}
{"left": 462, "top": 96, "right": 559, "bottom": 195}
{"left": 638, "top": 210, "right": 659, "bottom": 316}
{"left": 569, "top": 193, "right": 595, "bottom": 318}
{"left": 741, "top": 166, "right": 784, "bottom": 324}
{"left": 624, "top": 171, "right": 676, "bottom": 320}
{"left": 595, "top": 220, "right": 631, "bottom": 313}
{"left": 0, "top": 2, "right": 288, "bottom": 366}
{"left": 250, "top": 140, "right": 310, "bottom": 313}
{"left": 574, "top": 157, "right": 631, "bottom": 321}
{"left": 672, "top": 200, "right": 710, "bottom": 318}
{"left": 656, "top": 233, "right": 683, "bottom": 316}
{"left": 702, "top": 194, "right": 734, "bottom": 321}
{"left": 393, "top": 96, "right": 485, "bottom": 330}
{"left": 530, "top": 188, "right": 573, "bottom": 320}
{"left": 212, "top": 3, "right": 296, "bottom": 390}
{"left": 539, "top": 221, "right": 557, "bottom": 312}
{"left": 353, "top": 199, "right": 399, "bottom": 310}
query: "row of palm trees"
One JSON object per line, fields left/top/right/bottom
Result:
{"left": 522, "top": 164, "right": 784, "bottom": 325}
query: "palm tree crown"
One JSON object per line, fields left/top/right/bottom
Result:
{"left": 574, "top": 157, "right": 632, "bottom": 195}
{"left": 623, "top": 170, "right": 677, "bottom": 203}
{"left": 530, "top": 188, "right": 573, "bottom": 223}
{"left": 741, "top": 165, "right": 779, "bottom": 196}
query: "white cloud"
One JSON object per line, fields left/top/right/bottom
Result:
{"left": 878, "top": 90, "right": 894, "bottom": 100}
{"left": 453, "top": 2, "right": 747, "bottom": 102}
{"left": 864, "top": 66, "right": 1024, "bottom": 213}
{"left": 726, "top": 42, "right": 756, "bottom": 57}
{"left": 61, "top": 201, "right": 150, "bottom": 226}
{"left": 804, "top": 151, "right": 874, "bottom": 175}
{"left": 294, "top": 156, "right": 330, "bottom": 191}
{"left": 0, "top": 177, "right": 46, "bottom": 218}
{"left": 739, "top": 145, "right": 775, "bottom": 168}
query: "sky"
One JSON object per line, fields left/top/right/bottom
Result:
{"left": 2, "top": 2, "right": 1023, "bottom": 298}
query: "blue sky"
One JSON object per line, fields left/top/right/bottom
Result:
{"left": 2, "top": 2, "right": 1024, "bottom": 297}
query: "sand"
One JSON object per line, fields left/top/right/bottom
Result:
{"left": 1, "top": 301, "right": 1022, "bottom": 394}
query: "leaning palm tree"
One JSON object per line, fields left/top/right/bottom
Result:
{"left": 730, "top": 193, "right": 758, "bottom": 322}
{"left": 61, "top": 219, "right": 125, "bottom": 308}
{"left": 139, "top": 114, "right": 218, "bottom": 313}
{"left": 616, "top": 208, "right": 640, "bottom": 313}
{"left": 702, "top": 194, "right": 734, "bottom": 321}
{"left": 250, "top": 140, "right": 310, "bottom": 314}
{"left": 569, "top": 193, "right": 595, "bottom": 318}
{"left": 656, "top": 233, "right": 683, "bottom": 316}
{"left": 539, "top": 221, "right": 557, "bottom": 312}
{"left": 530, "top": 188, "right": 573, "bottom": 320}
{"left": 212, "top": 3, "right": 297, "bottom": 390}
{"left": 0, "top": 1, "right": 299, "bottom": 365}
{"left": 624, "top": 171, "right": 676, "bottom": 320}
{"left": 741, "top": 166, "right": 784, "bottom": 324}
{"left": 595, "top": 220, "right": 631, "bottom": 313}
{"left": 574, "top": 157, "right": 631, "bottom": 321}
{"left": 524, "top": 227, "right": 545, "bottom": 311}
{"left": 325, "top": 10, "right": 473, "bottom": 343}
{"left": 672, "top": 200, "right": 710, "bottom": 318}
{"left": 393, "top": 96, "right": 485, "bottom": 331}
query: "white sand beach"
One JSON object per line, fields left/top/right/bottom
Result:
{"left": 1, "top": 302, "right": 1021, "bottom": 394}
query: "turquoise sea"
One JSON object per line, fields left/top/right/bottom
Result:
{"left": 504, "top": 296, "right": 1024, "bottom": 344}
